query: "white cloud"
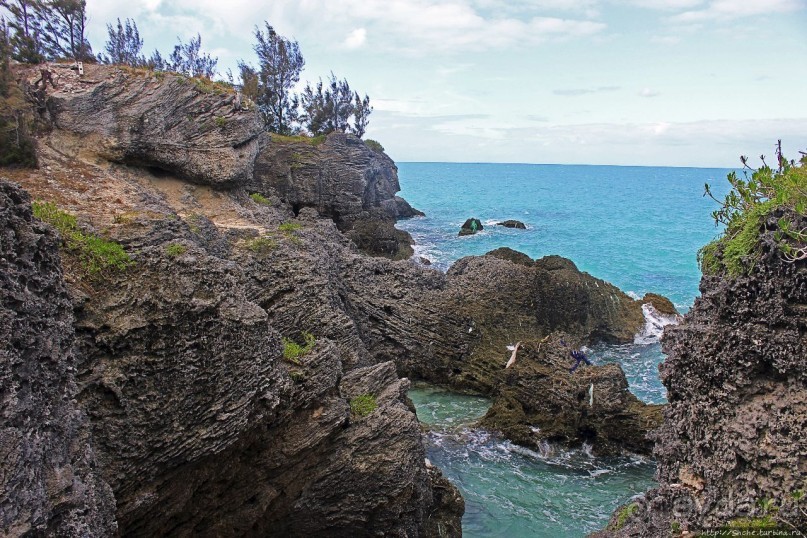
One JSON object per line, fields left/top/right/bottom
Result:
{"left": 344, "top": 28, "right": 367, "bottom": 49}
{"left": 639, "top": 87, "right": 661, "bottom": 97}
{"left": 669, "top": 0, "right": 805, "bottom": 23}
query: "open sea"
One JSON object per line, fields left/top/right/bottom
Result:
{"left": 397, "top": 162, "right": 733, "bottom": 537}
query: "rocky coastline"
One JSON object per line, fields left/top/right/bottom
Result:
{"left": 3, "top": 63, "right": 687, "bottom": 535}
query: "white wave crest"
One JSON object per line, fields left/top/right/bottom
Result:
{"left": 634, "top": 303, "right": 682, "bottom": 345}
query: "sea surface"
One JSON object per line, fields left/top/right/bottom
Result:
{"left": 398, "top": 162, "right": 733, "bottom": 537}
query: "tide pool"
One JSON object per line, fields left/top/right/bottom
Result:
{"left": 398, "top": 163, "right": 731, "bottom": 536}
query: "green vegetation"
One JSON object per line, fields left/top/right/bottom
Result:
{"left": 165, "top": 243, "right": 187, "bottom": 257}
{"left": 271, "top": 133, "right": 326, "bottom": 146}
{"left": 249, "top": 192, "right": 271, "bottom": 205}
{"left": 186, "top": 213, "right": 204, "bottom": 234}
{"left": 32, "top": 201, "right": 132, "bottom": 275}
{"left": 611, "top": 502, "right": 638, "bottom": 531}
{"left": 365, "top": 139, "right": 384, "bottom": 153}
{"left": 214, "top": 115, "right": 227, "bottom": 127}
{"left": 699, "top": 143, "right": 807, "bottom": 276}
{"left": 243, "top": 236, "right": 276, "bottom": 255}
{"left": 279, "top": 222, "right": 301, "bottom": 233}
{"left": 349, "top": 394, "right": 377, "bottom": 418}
{"left": 282, "top": 332, "right": 316, "bottom": 364}
{"left": 289, "top": 370, "right": 307, "bottom": 383}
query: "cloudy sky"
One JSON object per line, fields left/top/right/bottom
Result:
{"left": 83, "top": 0, "right": 807, "bottom": 167}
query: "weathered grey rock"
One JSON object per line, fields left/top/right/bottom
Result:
{"left": 250, "top": 132, "right": 422, "bottom": 259}
{"left": 40, "top": 64, "right": 263, "bottom": 187}
{"left": 0, "top": 180, "right": 116, "bottom": 536}
{"left": 496, "top": 219, "right": 526, "bottom": 229}
{"left": 596, "top": 211, "right": 807, "bottom": 536}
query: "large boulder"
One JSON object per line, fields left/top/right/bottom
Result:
{"left": 40, "top": 64, "right": 263, "bottom": 187}
{"left": 0, "top": 181, "right": 116, "bottom": 536}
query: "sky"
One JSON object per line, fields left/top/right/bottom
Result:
{"left": 79, "top": 0, "right": 807, "bottom": 167}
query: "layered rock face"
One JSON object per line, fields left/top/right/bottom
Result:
{"left": 250, "top": 132, "right": 422, "bottom": 259}
{"left": 597, "top": 213, "right": 807, "bottom": 535}
{"left": 39, "top": 63, "right": 263, "bottom": 186}
{"left": 0, "top": 182, "right": 115, "bottom": 536}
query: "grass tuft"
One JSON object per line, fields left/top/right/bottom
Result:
{"left": 349, "top": 394, "right": 378, "bottom": 418}
{"left": 32, "top": 201, "right": 132, "bottom": 275}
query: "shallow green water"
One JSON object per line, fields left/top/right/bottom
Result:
{"left": 409, "top": 384, "right": 657, "bottom": 537}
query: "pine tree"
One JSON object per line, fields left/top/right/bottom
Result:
{"left": 167, "top": 34, "right": 217, "bottom": 78}
{"left": 240, "top": 22, "right": 304, "bottom": 134}
{"left": 99, "top": 17, "right": 144, "bottom": 66}
{"left": 37, "top": 0, "right": 93, "bottom": 61}
{"left": 351, "top": 91, "right": 371, "bottom": 139}
{"left": 0, "top": 0, "right": 44, "bottom": 63}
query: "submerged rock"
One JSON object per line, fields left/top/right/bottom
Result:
{"left": 496, "top": 219, "right": 526, "bottom": 229}
{"left": 459, "top": 218, "right": 483, "bottom": 236}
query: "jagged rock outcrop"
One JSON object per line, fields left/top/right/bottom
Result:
{"left": 596, "top": 211, "right": 807, "bottom": 536}
{"left": 480, "top": 336, "right": 663, "bottom": 456}
{"left": 250, "top": 132, "right": 422, "bottom": 259}
{"left": 0, "top": 181, "right": 116, "bottom": 536}
{"left": 37, "top": 63, "right": 263, "bottom": 186}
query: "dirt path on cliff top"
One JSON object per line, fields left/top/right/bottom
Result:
{"left": 7, "top": 142, "right": 270, "bottom": 235}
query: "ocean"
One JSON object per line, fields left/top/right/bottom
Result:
{"left": 397, "top": 162, "right": 733, "bottom": 537}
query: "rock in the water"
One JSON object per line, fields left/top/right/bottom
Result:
{"left": 459, "top": 218, "right": 483, "bottom": 236}
{"left": 496, "top": 219, "right": 527, "bottom": 229}
{"left": 596, "top": 210, "right": 807, "bottom": 536}
{"left": 0, "top": 181, "right": 116, "bottom": 536}
{"left": 641, "top": 292, "right": 679, "bottom": 316}
{"left": 480, "top": 336, "right": 662, "bottom": 455}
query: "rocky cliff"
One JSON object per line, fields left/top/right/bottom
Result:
{"left": 0, "top": 182, "right": 115, "bottom": 536}
{"left": 2, "top": 63, "right": 672, "bottom": 535}
{"left": 596, "top": 211, "right": 807, "bottom": 536}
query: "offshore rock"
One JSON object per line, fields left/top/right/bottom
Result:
{"left": 39, "top": 64, "right": 263, "bottom": 187}
{"left": 596, "top": 211, "right": 807, "bottom": 536}
{"left": 480, "top": 336, "right": 663, "bottom": 456}
{"left": 0, "top": 181, "right": 116, "bottom": 536}
{"left": 496, "top": 219, "right": 527, "bottom": 229}
{"left": 251, "top": 132, "right": 421, "bottom": 259}
{"left": 458, "top": 218, "right": 483, "bottom": 236}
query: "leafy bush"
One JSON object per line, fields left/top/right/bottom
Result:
{"left": 165, "top": 243, "right": 187, "bottom": 257}
{"left": 250, "top": 192, "right": 270, "bottom": 205}
{"left": 282, "top": 331, "right": 316, "bottom": 364}
{"left": 364, "top": 139, "right": 384, "bottom": 153}
{"left": 700, "top": 143, "right": 806, "bottom": 276}
{"left": 32, "top": 201, "right": 132, "bottom": 275}
{"left": 349, "top": 394, "right": 377, "bottom": 418}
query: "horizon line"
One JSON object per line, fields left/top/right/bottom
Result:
{"left": 396, "top": 160, "right": 738, "bottom": 170}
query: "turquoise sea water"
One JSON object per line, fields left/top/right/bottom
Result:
{"left": 398, "top": 162, "right": 733, "bottom": 537}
